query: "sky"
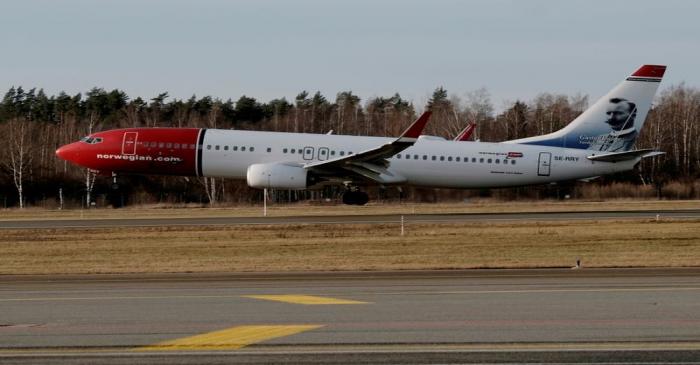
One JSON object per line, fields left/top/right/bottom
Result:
{"left": 1, "top": 0, "right": 698, "bottom": 111}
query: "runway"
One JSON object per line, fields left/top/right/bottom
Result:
{"left": 1, "top": 209, "right": 700, "bottom": 229}
{"left": 1, "top": 269, "right": 699, "bottom": 363}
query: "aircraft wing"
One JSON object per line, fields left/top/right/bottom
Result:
{"left": 304, "top": 111, "right": 431, "bottom": 184}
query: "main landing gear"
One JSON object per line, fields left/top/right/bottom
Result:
{"left": 342, "top": 189, "right": 369, "bottom": 206}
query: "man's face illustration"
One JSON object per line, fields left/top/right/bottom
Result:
{"left": 605, "top": 102, "right": 632, "bottom": 131}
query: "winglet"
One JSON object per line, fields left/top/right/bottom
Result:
{"left": 454, "top": 122, "right": 476, "bottom": 141}
{"left": 397, "top": 111, "right": 431, "bottom": 142}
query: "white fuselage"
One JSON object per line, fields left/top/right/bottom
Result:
{"left": 200, "top": 129, "right": 636, "bottom": 188}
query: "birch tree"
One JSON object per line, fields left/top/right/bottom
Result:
{"left": 2, "top": 119, "right": 33, "bottom": 208}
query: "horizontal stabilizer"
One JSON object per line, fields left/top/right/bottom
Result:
{"left": 587, "top": 149, "right": 664, "bottom": 162}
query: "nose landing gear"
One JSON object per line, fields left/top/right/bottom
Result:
{"left": 111, "top": 172, "right": 120, "bottom": 190}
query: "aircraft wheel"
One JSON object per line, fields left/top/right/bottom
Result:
{"left": 355, "top": 191, "right": 369, "bottom": 205}
{"left": 342, "top": 191, "right": 369, "bottom": 205}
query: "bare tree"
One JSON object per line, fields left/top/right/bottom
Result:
{"left": 85, "top": 169, "right": 97, "bottom": 208}
{"left": 198, "top": 176, "right": 218, "bottom": 206}
{"left": 2, "top": 119, "right": 33, "bottom": 208}
{"left": 463, "top": 88, "right": 494, "bottom": 141}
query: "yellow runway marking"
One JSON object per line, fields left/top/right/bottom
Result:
{"left": 244, "top": 294, "right": 369, "bottom": 305}
{"left": 137, "top": 325, "right": 323, "bottom": 351}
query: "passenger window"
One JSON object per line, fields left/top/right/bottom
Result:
{"left": 488, "top": 158, "right": 492, "bottom": 163}
{"left": 432, "top": 156, "right": 436, "bottom": 161}
{"left": 250, "top": 147, "right": 254, "bottom": 152}
{"left": 464, "top": 157, "right": 468, "bottom": 163}
{"left": 340, "top": 151, "right": 345, "bottom": 156}
{"left": 267, "top": 147, "right": 271, "bottom": 152}
{"left": 472, "top": 158, "right": 476, "bottom": 163}
{"left": 150, "top": 142, "right": 157, "bottom": 148}
{"left": 331, "top": 151, "right": 336, "bottom": 156}
{"left": 283, "top": 148, "right": 288, "bottom": 153}
{"left": 397, "top": 154, "right": 401, "bottom": 159}
{"left": 456, "top": 157, "right": 460, "bottom": 162}
{"left": 224, "top": 146, "right": 229, "bottom": 151}
{"left": 511, "top": 160, "right": 516, "bottom": 165}
{"left": 414, "top": 155, "right": 419, "bottom": 160}
{"left": 174, "top": 143, "right": 180, "bottom": 149}
{"left": 495, "top": 159, "right": 500, "bottom": 164}
{"left": 448, "top": 157, "right": 453, "bottom": 162}
{"left": 159, "top": 142, "right": 165, "bottom": 148}
{"left": 291, "top": 148, "right": 296, "bottom": 154}
{"left": 440, "top": 156, "right": 445, "bottom": 161}
{"left": 206, "top": 145, "right": 211, "bottom": 150}
{"left": 233, "top": 146, "right": 238, "bottom": 151}
{"left": 479, "top": 158, "right": 484, "bottom": 163}
{"left": 241, "top": 146, "right": 246, "bottom": 151}
{"left": 215, "top": 145, "right": 220, "bottom": 150}
{"left": 166, "top": 143, "right": 172, "bottom": 148}
{"left": 190, "top": 144, "right": 195, "bottom": 149}
{"left": 423, "top": 155, "right": 427, "bottom": 160}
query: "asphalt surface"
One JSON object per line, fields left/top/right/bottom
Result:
{"left": 1, "top": 269, "right": 699, "bottom": 364}
{"left": 1, "top": 209, "right": 699, "bottom": 229}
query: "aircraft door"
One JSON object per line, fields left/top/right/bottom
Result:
{"left": 122, "top": 132, "right": 138, "bottom": 155}
{"left": 303, "top": 146, "right": 314, "bottom": 160}
{"left": 537, "top": 152, "right": 551, "bottom": 176}
{"left": 318, "top": 147, "right": 329, "bottom": 161}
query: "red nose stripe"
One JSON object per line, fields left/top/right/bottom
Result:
{"left": 71, "top": 128, "right": 201, "bottom": 176}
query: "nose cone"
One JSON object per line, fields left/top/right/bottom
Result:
{"left": 55, "top": 142, "right": 80, "bottom": 162}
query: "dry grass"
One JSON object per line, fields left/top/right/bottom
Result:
{"left": 1, "top": 199, "right": 698, "bottom": 221}
{"left": 1, "top": 219, "right": 699, "bottom": 274}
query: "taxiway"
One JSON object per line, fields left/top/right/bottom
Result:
{"left": 1, "top": 269, "right": 699, "bottom": 363}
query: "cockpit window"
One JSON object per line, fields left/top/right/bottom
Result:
{"left": 79, "top": 136, "right": 103, "bottom": 144}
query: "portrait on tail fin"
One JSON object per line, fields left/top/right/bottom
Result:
{"left": 587, "top": 98, "right": 638, "bottom": 152}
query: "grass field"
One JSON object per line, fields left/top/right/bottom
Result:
{"left": 1, "top": 199, "right": 698, "bottom": 220}
{"left": 1, "top": 218, "right": 698, "bottom": 274}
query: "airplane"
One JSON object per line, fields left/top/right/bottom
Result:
{"left": 56, "top": 65, "right": 666, "bottom": 205}
{"left": 454, "top": 122, "right": 476, "bottom": 141}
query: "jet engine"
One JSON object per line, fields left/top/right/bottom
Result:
{"left": 246, "top": 163, "right": 313, "bottom": 189}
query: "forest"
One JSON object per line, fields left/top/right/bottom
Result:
{"left": 0, "top": 83, "right": 698, "bottom": 208}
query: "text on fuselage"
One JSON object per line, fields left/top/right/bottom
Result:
{"left": 554, "top": 155, "right": 579, "bottom": 162}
